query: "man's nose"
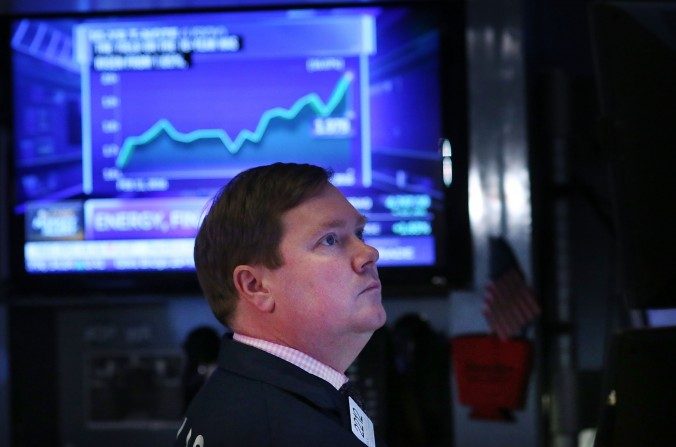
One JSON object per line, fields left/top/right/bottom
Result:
{"left": 353, "top": 239, "right": 379, "bottom": 272}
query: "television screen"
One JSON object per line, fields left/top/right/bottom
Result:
{"left": 6, "top": 2, "right": 469, "bottom": 295}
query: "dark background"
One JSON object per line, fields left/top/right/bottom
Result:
{"left": 2, "top": 0, "right": 675, "bottom": 446}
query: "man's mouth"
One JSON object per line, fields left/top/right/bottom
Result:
{"left": 361, "top": 281, "right": 381, "bottom": 294}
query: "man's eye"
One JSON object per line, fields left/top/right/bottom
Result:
{"left": 322, "top": 234, "right": 339, "bottom": 246}
{"left": 356, "top": 228, "right": 365, "bottom": 241}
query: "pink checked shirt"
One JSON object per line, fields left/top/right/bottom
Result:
{"left": 233, "top": 333, "right": 349, "bottom": 390}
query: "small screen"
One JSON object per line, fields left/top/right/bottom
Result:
{"left": 10, "top": 5, "right": 458, "bottom": 279}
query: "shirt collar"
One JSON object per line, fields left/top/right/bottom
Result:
{"left": 232, "top": 333, "right": 349, "bottom": 390}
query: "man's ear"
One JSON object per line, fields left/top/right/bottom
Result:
{"left": 232, "top": 265, "right": 275, "bottom": 313}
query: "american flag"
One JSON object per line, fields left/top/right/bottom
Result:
{"left": 482, "top": 267, "right": 541, "bottom": 341}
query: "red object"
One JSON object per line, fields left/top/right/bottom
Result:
{"left": 451, "top": 334, "right": 533, "bottom": 421}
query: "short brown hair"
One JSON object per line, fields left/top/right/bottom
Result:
{"left": 194, "top": 163, "right": 331, "bottom": 325}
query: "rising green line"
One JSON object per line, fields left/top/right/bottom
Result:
{"left": 115, "top": 72, "right": 354, "bottom": 169}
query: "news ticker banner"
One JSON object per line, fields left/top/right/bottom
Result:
{"left": 23, "top": 197, "right": 434, "bottom": 272}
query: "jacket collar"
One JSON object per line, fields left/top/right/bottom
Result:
{"left": 217, "top": 335, "right": 343, "bottom": 412}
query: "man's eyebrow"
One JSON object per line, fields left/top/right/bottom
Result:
{"left": 315, "top": 215, "right": 367, "bottom": 230}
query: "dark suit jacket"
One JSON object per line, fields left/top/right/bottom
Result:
{"left": 175, "top": 336, "right": 373, "bottom": 447}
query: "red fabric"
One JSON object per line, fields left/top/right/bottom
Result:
{"left": 451, "top": 334, "right": 533, "bottom": 420}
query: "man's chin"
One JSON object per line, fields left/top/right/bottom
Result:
{"left": 363, "top": 305, "right": 387, "bottom": 331}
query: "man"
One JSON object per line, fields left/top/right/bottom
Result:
{"left": 176, "top": 162, "right": 387, "bottom": 447}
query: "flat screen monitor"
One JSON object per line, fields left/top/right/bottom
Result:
{"left": 5, "top": 2, "right": 470, "bottom": 297}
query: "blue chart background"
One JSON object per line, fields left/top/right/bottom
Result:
{"left": 13, "top": 8, "right": 444, "bottom": 204}
{"left": 90, "top": 56, "right": 362, "bottom": 194}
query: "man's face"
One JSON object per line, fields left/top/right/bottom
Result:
{"left": 264, "top": 183, "right": 386, "bottom": 354}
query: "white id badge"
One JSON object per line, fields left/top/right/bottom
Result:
{"left": 348, "top": 396, "right": 376, "bottom": 447}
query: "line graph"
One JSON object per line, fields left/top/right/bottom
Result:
{"left": 115, "top": 71, "right": 354, "bottom": 170}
